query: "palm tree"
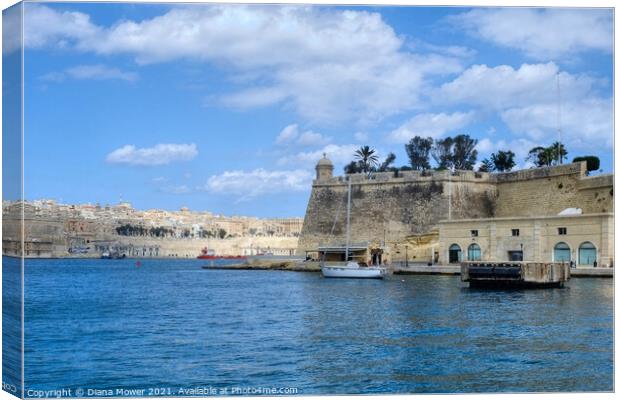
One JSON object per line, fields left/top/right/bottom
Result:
{"left": 354, "top": 145, "right": 379, "bottom": 173}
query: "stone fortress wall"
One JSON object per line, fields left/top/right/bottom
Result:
{"left": 297, "top": 159, "right": 613, "bottom": 255}
{"left": 493, "top": 163, "right": 613, "bottom": 217}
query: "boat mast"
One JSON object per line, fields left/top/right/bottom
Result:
{"left": 345, "top": 176, "right": 352, "bottom": 261}
{"left": 556, "top": 72, "right": 563, "bottom": 165}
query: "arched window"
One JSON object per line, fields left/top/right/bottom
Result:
{"left": 578, "top": 242, "right": 597, "bottom": 265}
{"left": 467, "top": 243, "right": 481, "bottom": 261}
{"left": 449, "top": 244, "right": 461, "bottom": 263}
{"left": 553, "top": 242, "right": 571, "bottom": 262}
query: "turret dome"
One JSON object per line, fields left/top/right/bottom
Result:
{"left": 315, "top": 153, "right": 334, "bottom": 181}
{"left": 316, "top": 154, "right": 333, "bottom": 167}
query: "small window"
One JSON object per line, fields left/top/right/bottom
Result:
{"left": 508, "top": 251, "right": 523, "bottom": 261}
{"left": 558, "top": 227, "right": 567, "bottom": 235}
{"left": 471, "top": 230, "right": 478, "bottom": 237}
{"left": 511, "top": 229, "right": 520, "bottom": 237}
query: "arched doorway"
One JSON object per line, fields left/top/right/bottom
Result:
{"left": 467, "top": 243, "right": 481, "bottom": 261}
{"left": 553, "top": 242, "right": 571, "bottom": 262}
{"left": 578, "top": 242, "right": 597, "bottom": 266}
{"left": 449, "top": 244, "right": 461, "bottom": 264}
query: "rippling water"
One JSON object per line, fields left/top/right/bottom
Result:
{"left": 5, "top": 258, "right": 614, "bottom": 395}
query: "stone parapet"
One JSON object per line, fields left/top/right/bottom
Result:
{"left": 313, "top": 169, "right": 492, "bottom": 186}
{"left": 577, "top": 174, "right": 614, "bottom": 190}
{"left": 492, "top": 161, "right": 586, "bottom": 183}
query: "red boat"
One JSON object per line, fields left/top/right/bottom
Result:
{"left": 197, "top": 247, "right": 246, "bottom": 260}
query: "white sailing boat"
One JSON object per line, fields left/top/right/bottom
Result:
{"left": 321, "top": 260, "right": 387, "bottom": 278}
{"left": 321, "top": 176, "right": 388, "bottom": 279}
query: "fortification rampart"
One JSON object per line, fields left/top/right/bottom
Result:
{"left": 297, "top": 161, "right": 613, "bottom": 255}
{"left": 298, "top": 169, "right": 497, "bottom": 254}
{"left": 493, "top": 163, "right": 613, "bottom": 217}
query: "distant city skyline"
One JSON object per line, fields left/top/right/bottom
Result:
{"left": 9, "top": 2, "right": 614, "bottom": 217}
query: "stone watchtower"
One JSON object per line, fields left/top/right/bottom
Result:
{"left": 315, "top": 153, "right": 334, "bottom": 182}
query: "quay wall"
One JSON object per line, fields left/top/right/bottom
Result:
{"left": 297, "top": 162, "right": 613, "bottom": 255}
{"left": 115, "top": 236, "right": 299, "bottom": 258}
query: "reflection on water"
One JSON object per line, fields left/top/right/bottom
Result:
{"left": 19, "top": 258, "right": 613, "bottom": 395}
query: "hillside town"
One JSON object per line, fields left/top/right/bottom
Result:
{"left": 2, "top": 199, "right": 303, "bottom": 258}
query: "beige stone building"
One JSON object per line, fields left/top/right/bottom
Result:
{"left": 438, "top": 213, "right": 613, "bottom": 267}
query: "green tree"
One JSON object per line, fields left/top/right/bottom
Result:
{"left": 452, "top": 134, "right": 478, "bottom": 170}
{"left": 354, "top": 145, "right": 380, "bottom": 173}
{"left": 527, "top": 146, "right": 554, "bottom": 167}
{"left": 478, "top": 158, "right": 494, "bottom": 172}
{"left": 405, "top": 136, "right": 433, "bottom": 170}
{"left": 490, "top": 150, "right": 516, "bottom": 172}
{"left": 527, "top": 142, "right": 567, "bottom": 167}
{"left": 431, "top": 137, "right": 454, "bottom": 170}
{"left": 218, "top": 228, "right": 227, "bottom": 239}
{"left": 378, "top": 152, "right": 396, "bottom": 172}
{"left": 573, "top": 156, "right": 600, "bottom": 175}
{"left": 344, "top": 161, "right": 362, "bottom": 174}
{"left": 549, "top": 141, "right": 568, "bottom": 165}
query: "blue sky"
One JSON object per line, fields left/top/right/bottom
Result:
{"left": 10, "top": 2, "right": 614, "bottom": 217}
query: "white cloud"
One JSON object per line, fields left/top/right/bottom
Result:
{"left": 437, "top": 63, "right": 612, "bottom": 150}
{"left": 221, "top": 87, "right": 288, "bottom": 109}
{"left": 39, "top": 71, "right": 66, "bottom": 83}
{"left": 501, "top": 98, "right": 613, "bottom": 148}
{"left": 24, "top": 3, "right": 101, "bottom": 49}
{"left": 41, "top": 64, "right": 137, "bottom": 82}
{"left": 476, "top": 138, "right": 536, "bottom": 161}
{"left": 297, "top": 131, "right": 329, "bottom": 146}
{"left": 387, "top": 111, "right": 474, "bottom": 143}
{"left": 3, "top": 5, "right": 22, "bottom": 55}
{"left": 66, "top": 64, "right": 137, "bottom": 81}
{"left": 275, "top": 124, "right": 301, "bottom": 145}
{"left": 106, "top": 143, "right": 198, "bottom": 166}
{"left": 203, "top": 168, "right": 312, "bottom": 199}
{"left": 24, "top": 4, "right": 467, "bottom": 126}
{"left": 450, "top": 8, "right": 612, "bottom": 60}
{"left": 277, "top": 143, "right": 360, "bottom": 168}
{"left": 410, "top": 39, "right": 477, "bottom": 60}
{"left": 354, "top": 132, "right": 369, "bottom": 142}
{"left": 437, "top": 63, "right": 598, "bottom": 110}
{"left": 275, "top": 124, "right": 330, "bottom": 147}
{"left": 476, "top": 138, "right": 501, "bottom": 154}
{"left": 159, "top": 184, "right": 191, "bottom": 194}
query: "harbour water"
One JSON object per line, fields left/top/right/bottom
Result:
{"left": 4, "top": 258, "right": 614, "bottom": 395}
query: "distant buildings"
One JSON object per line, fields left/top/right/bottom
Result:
{"left": 2, "top": 200, "right": 303, "bottom": 258}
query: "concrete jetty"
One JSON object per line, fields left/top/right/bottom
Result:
{"left": 461, "top": 262, "right": 571, "bottom": 288}
{"left": 201, "top": 259, "right": 320, "bottom": 272}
